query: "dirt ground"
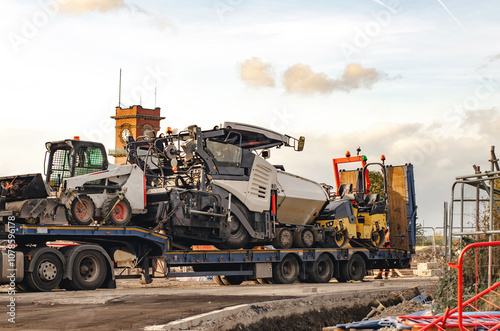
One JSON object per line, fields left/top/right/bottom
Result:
{"left": 225, "top": 286, "right": 431, "bottom": 331}
{"left": 413, "top": 245, "right": 445, "bottom": 266}
{"left": 2, "top": 293, "right": 294, "bottom": 331}
{"left": 0, "top": 277, "right": 438, "bottom": 330}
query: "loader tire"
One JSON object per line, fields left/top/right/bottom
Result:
{"left": 67, "top": 194, "right": 95, "bottom": 225}
{"left": 102, "top": 196, "right": 132, "bottom": 226}
{"left": 272, "top": 228, "right": 293, "bottom": 249}
{"left": 293, "top": 228, "right": 315, "bottom": 248}
{"left": 222, "top": 200, "right": 250, "bottom": 249}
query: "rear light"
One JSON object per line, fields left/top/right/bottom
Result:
{"left": 271, "top": 193, "right": 276, "bottom": 215}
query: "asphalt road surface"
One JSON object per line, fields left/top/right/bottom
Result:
{"left": 0, "top": 277, "right": 438, "bottom": 330}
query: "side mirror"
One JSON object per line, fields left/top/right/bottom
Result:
{"left": 261, "top": 149, "right": 270, "bottom": 159}
{"left": 297, "top": 136, "right": 305, "bottom": 152}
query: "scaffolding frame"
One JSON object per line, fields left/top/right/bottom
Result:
{"left": 445, "top": 146, "right": 500, "bottom": 288}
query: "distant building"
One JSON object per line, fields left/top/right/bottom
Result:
{"left": 109, "top": 105, "right": 165, "bottom": 165}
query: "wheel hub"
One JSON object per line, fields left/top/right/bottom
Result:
{"left": 302, "top": 230, "right": 314, "bottom": 246}
{"left": 282, "top": 261, "right": 293, "bottom": 276}
{"left": 113, "top": 203, "right": 126, "bottom": 220}
{"left": 75, "top": 203, "right": 89, "bottom": 219}
{"left": 79, "top": 257, "right": 97, "bottom": 281}
{"left": 228, "top": 215, "right": 240, "bottom": 232}
{"left": 280, "top": 230, "right": 292, "bottom": 245}
{"left": 38, "top": 261, "right": 57, "bottom": 281}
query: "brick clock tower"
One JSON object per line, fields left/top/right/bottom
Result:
{"left": 109, "top": 105, "right": 165, "bottom": 165}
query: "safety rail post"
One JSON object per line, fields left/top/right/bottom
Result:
{"left": 419, "top": 241, "right": 500, "bottom": 331}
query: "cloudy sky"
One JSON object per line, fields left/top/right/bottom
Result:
{"left": 1, "top": 0, "right": 500, "bottom": 229}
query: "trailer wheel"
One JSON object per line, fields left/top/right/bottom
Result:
{"left": 308, "top": 254, "right": 334, "bottom": 283}
{"left": 344, "top": 254, "right": 366, "bottom": 282}
{"left": 336, "top": 262, "right": 349, "bottom": 282}
{"left": 221, "top": 275, "right": 244, "bottom": 285}
{"left": 213, "top": 275, "right": 225, "bottom": 286}
{"left": 25, "top": 252, "right": 63, "bottom": 292}
{"left": 67, "top": 194, "right": 95, "bottom": 225}
{"left": 293, "top": 228, "right": 315, "bottom": 248}
{"left": 102, "top": 196, "right": 132, "bottom": 226}
{"left": 68, "top": 250, "right": 107, "bottom": 290}
{"left": 272, "top": 228, "right": 293, "bottom": 249}
{"left": 273, "top": 255, "right": 299, "bottom": 284}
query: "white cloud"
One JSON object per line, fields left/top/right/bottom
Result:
{"left": 282, "top": 63, "right": 386, "bottom": 95}
{"left": 240, "top": 57, "right": 275, "bottom": 88}
{"left": 57, "top": 0, "right": 126, "bottom": 14}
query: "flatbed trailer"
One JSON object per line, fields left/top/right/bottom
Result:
{"left": 0, "top": 222, "right": 413, "bottom": 291}
{"left": 0, "top": 163, "right": 417, "bottom": 291}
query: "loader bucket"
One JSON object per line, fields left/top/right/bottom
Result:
{"left": 0, "top": 173, "right": 49, "bottom": 202}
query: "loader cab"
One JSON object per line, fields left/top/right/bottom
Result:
{"left": 204, "top": 122, "right": 305, "bottom": 178}
{"left": 45, "top": 139, "right": 108, "bottom": 190}
{"left": 205, "top": 140, "right": 253, "bottom": 177}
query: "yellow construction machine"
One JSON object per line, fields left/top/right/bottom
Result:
{"left": 315, "top": 152, "right": 388, "bottom": 248}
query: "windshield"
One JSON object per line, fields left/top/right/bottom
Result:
{"left": 206, "top": 140, "right": 242, "bottom": 167}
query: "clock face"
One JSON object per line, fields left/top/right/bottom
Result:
{"left": 121, "top": 128, "right": 130, "bottom": 142}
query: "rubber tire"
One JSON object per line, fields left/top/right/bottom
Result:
{"left": 213, "top": 275, "right": 225, "bottom": 286}
{"left": 67, "top": 250, "right": 107, "bottom": 290}
{"left": 25, "top": 252, "right": 63, "bottom": 292}
{"left": 68, "top": 194, "right": 95, "bottom": 225}
{"left": 257, "top": 278, "right": 275, "bottom": 284}
{"left": 299, "top": 270, "right": 314, "bottom": 283}
{"left": 293, "top": 228, "right": 315, "bottom": 248}
{"left": 60, "top": 278, "right": 77, "bottom": 291}
{"left": 345, "top": 254, "right": 367, "bottom": 282}
{"left": 15, "top": 281, "right": 31, "bottom": 292}
{"left": 223, "top": 201, "right": 250, "bottom": 249}
{"left": 307, "top": 254, "right": 334, "bottom": 283}
{"left": 272, "top": 228, "right": 293, "bottom": 249}
{"left": 102, "top": 196, "right": 132, "bottom": 226}
{"left": 272, "top": 255, "right": 299, "bottom": 284}
{"left": 221, "top": 275, "right": 244, "bottom": 286}
{"left": 337, "top": 262, "right": 350, "bottom": 282}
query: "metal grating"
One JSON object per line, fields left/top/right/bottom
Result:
{"left": 74, "top": 147, "right": 105, "bottom": 177}
{"left": 49, "top": 149, "right": 72, "bottom": 188}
